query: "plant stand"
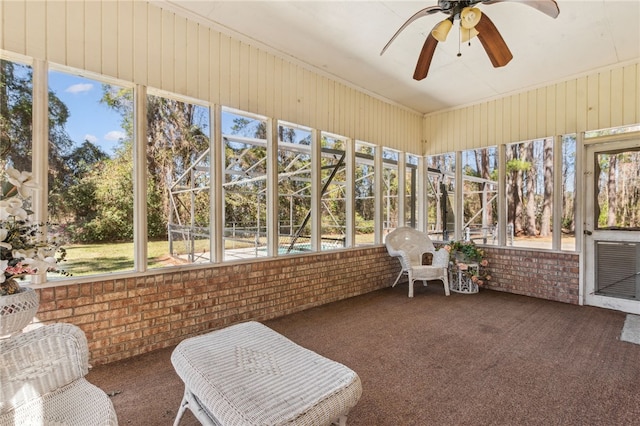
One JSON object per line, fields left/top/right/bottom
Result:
{"left": 448, "top": 262, "right": 479, "bottom": 294}
{"left": 0, "top": 287, "right": 40, "bottom": 337}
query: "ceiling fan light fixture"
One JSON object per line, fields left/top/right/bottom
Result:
{"left": 460, "top": 26, "right": 479, "bottom": 43}
{"left": 460, "top": 7, "right": 482, "bottom": 29}
{"left": 431, "top": 18, "right": 453, "bottom": 42}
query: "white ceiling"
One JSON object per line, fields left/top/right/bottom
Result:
{"left": 156, "top": 1, "right": 640, "bottom": 114}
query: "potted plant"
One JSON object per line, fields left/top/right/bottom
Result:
{"left": 0, "top": 166, "right": 66, "bottom": 335}
{"left": 444, "top": 240, "right": 491, "bottom": 288}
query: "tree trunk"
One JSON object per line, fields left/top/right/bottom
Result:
{"left": 607, "top": 154, "right": 618, "bottom": 227}
{"left": 525, "top": 142, "right": 537, "bottom": 236}
{"left": 540, "top": 139, "right": 553, "bottom": 236}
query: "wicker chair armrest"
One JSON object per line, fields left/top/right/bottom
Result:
{"left": 0, "top": 323, "right": 90, "bottom": 415}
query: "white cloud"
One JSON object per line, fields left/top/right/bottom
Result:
{"left": 104, "top": 130, "right": 126, "bottom": 141}
{"left": 65, "top": 83, "right": 93, "bottom": 94}
{"left": 84, "top": 134, "right": 98, "bottom": 143}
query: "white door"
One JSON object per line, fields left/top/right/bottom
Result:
{"left": 584, "top": 137, "right": 640, "bottom": 314}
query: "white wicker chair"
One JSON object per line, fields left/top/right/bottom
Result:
{"left": 0, "top": 322, "right": 118, "bottom": 425}
{"left": 385, "top": 227, "right": 450, "bottom": 297}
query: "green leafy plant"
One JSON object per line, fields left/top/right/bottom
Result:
{"left": 444, "top": 240, "right": 491, "bottom": 286}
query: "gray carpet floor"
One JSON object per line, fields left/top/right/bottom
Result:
{"left": 88, "top": 285, "right": 640, "bottom": 425}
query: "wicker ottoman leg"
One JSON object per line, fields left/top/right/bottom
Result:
{"left": 173, "top": 390, "right": 189, "bottom": 426}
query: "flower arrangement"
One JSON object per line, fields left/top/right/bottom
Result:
{"left": 0, "top": 167, "right": 67, "bottom": 295}
{"left": 444, "top": 240, "right": 491, "bottom": 287}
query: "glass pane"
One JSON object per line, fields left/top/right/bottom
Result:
{"left": 462, "top": 147, "right": 498, "bottom": 245}
{"left": 278, "top": 122, "right": 312, "bottom": 254}
{"left": 562, "top": 135, "right": 577, "bottom": 251}
{"left": 382, "top": 148, "right": 399, "bottom": 236}
{"left": 48, "top": 70, "right": 134, "bottom": 277}
{"left": 145, "top": 94, "right": 210, "bottom": 268}
{"left": 426, "top": 153, "right": 455, "bottom": 242}
{"left": 594, "top": 148, "right": 640, "bottom": 230}
{"left": 405, "top": 154, "right": 418, "bottom": 228}
{"left": 222, "top": 110, "right": 267, "bottom": 260}
{"left": 505, "top": 138, "right": 553, "bottom": 249}
{"left": 1, "top": 59, "right": 32, "bottom": 171}
{"left": 355, "top": 141, "right": 375, "bottom": 246}
{"left": 320, "top": 134, "right": 346, "bottom": 251}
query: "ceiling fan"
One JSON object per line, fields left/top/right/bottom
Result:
{"left": 380, "top": 0, "right": 560, "bottom": 80}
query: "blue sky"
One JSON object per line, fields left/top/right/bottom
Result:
{"left": 48, "top": 71, "right": 127, "bottom": 156}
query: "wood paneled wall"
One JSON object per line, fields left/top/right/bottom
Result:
{"left": 0, "top": 0, "right": 422, "bottom": 152}
{"left": 424, "top": 62, "right": 640, "bottom": 154}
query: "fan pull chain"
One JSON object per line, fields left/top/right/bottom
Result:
{"left": 457, "top": 23, "right": 462, "bottom": 57}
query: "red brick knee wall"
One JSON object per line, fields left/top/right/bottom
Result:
{"left": 481, "top": 247, "right": 580, "bottom": 304}
{"left": 33, "top": 246, "right": 397, "bottom": 365}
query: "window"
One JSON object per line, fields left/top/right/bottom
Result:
{"left": 561, "top": 135, "right": 576, "bottom": 251}
{"left": 462, "top": 147, "right": 498, "bottom": 245}
{"left": 277, "top": 122, "right": 312, "bottom": 254}
{"left": 404, "top": 154, "right": 419, "bottom": 228}
{"left": 48, "top": 69, "right": 134, "bottom": 277}
{"left": 426, "top": 153, "right": 455, "bottom": 241}
{"left": 320, "top": 133, "right": 347, "bottom": 250}
{"left": 146, "top": 93, "right": 211, "bottom": 268}
{"left": 0, "top": 59, "right": 32, "bottom": 171}
{"left": 222, "top": 109, "right": 267, "bottom": 260}
{"left": 505, "top": 138, "right": 553, "bottom": 249}
{"left": 382, "top": 148, "right": 399, "bottom": 235}
{"left": 354, "top": 141, "right": 375, "bottom": 246}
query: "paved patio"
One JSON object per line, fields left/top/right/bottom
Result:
{"left": 87, "top": 284, "right": 640, "bottom": 425}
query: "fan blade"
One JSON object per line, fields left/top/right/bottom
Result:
{"left": 481, "top": 0, "right": 559, "bottom": 18}
{"left": 413, "top": 33, "right": 438, "bottom": 81}
{"left": 475, "top": 13, "right": 513, "bottom": 68}
{"left": 380, "top": 5, "right": 443, "bottom": 56}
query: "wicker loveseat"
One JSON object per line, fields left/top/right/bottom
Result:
{"left": 0, "top": 322, "right": 118, "bottom": 425}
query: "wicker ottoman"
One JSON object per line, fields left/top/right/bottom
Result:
{"left": 171, "top": 321, "right": 362, "bottom": 426}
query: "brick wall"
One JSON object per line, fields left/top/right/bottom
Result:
{"left": 482, "top": 247, "right": 580, "bottom": 304}
{"left": 33, "top": 246, "right": 398, "bottom": 365}
{"left": 30, "top": 244, "right": 579, "bottom": 366}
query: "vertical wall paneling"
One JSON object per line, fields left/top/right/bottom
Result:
{"left": 132, "top": 0, "right": 148, "bottom": 86}
{"left": 146, "top": 4, "right": 161, "bottom": 88}
{"left": 610, "top": 66, "right": 624, "bottom": 127}
{"left": 555, "top": 82, "right": 566, "bottom": 134}
{"left": 302, "top": 67, "right": 311, "bottom": 128}
{"left": 520, "top": 93, "right": 529, "bottom": 142}
{"left": 238, "top": 42, "right": 250, "bottom": 112}
{"left": 64, "top": 1, "right": 85, "bottom": 69}
{"left": 566, "top": 79, "right": 578, "bottom": 131}
{"left": 536, "top": 88, "right": 546, "bottom": 137}
{"left": 258, "top": 49, "right": 269, "bottom": 115}
{"left": 501, "top": 97, "right": 510, "bottom": 144}
{"left": 117, "top": 0, "right": 134, "bottom": 82}
{"left": 208, "top": 30, "right": 220, "bottom": 105}
{"left": 545, "top": 85, "right": 556, "bottom": 137}
{"left": 2, "top": 1, "right": 25, "bottom": 53}
{"left": 272, "top": 57, "right": 282, "bottom": 119}
{"left": 84, "top": 0, "right": 102, "bottom": 74}
{"left": 161, "top": 9, "right": 175, "bottom": 92}
{"left": 197, "top": 25, "right": 210, "bottom": 100}
{"left": 172, "top": 15, "right": 187, "bottom": 96}
{"left": 228, "top": 38, "right": 241, "bottom": 109}
{"left": 46, "top": 1, "right": 65, "bottom": 65}
{"left": 527, "top": 91, "right": 537, "bottom": 139}
{"left": 494, "top": 99, "right": 503, "bottom": 146}
{"left": 184, "top": 20, "right": 198, "bottom": 98}
{"left": 598, "top": 70, "right": 611, "bottom": 129}
{"left": 25, "top": 0, "right": 45, "bottom": 59}
{"left": 218, "top": 34, "right": 231, "bottom": 107}
{"left": 279, "top": 58, "right": 290, "bottom": 121}
{"left": 100, "top": 0, "right": 117, "bottom": 78}
{"left": 623, "top": 64, "right": 638, "bottom": 124}
{"left": 586, "top": 74, "right": 599, "bottom": 130}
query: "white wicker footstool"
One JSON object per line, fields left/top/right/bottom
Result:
{"left": 171, "top": 321, "right": 362, "bottom": 426}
